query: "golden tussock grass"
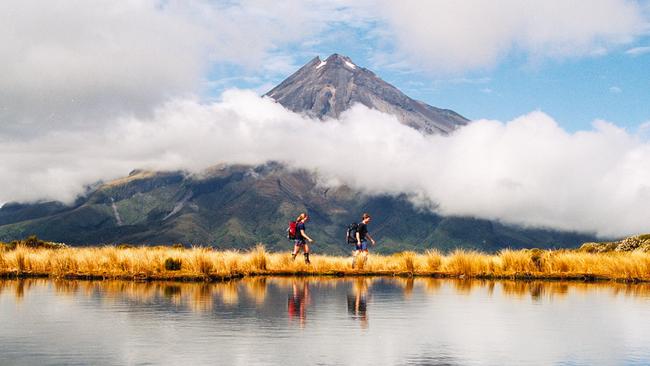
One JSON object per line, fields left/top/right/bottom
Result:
{"left": 1, "top": 245, "right": 650, "bottom": 282}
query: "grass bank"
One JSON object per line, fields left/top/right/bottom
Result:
{"left": 1, "top": 243, "right": 650, "bottom": 282}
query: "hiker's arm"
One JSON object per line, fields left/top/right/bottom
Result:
{"left": 301, "top": 229, "right": 313, "bottom": 242}
{"left": 356, "top": 231, "right": 361, "bottom": 244}
{"left": 366, "top": 233, "right": 376, "bottom": 245}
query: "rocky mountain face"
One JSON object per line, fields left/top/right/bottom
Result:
{"left": 0, "top": 164, "right": 593, "bottom": 254}
{"left": 266, "top": 54, "right": 468, "bottom": 134}
{"left": 0, "top": 54, "right": 597, "bottom": 252}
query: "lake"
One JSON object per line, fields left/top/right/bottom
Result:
{"left": 1, "top": 277, "right": 650, "bottom": 365}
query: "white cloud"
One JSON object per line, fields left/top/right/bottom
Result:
{"left": 2, "top": 90, "right": 650, "bottom": 238}
{"left": 625, "top": 46, "right": 650, "bottom": 56}
{"left": 373, "top": 0, "right": 648, "bottom": 72}
{"left": 610, "top": 86, "right": 623, "bottom": 93}
{"left": 0, "top": 0, "right": 345, "bottom": 136}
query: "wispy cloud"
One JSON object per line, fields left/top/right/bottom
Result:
{"left": 625, "top": 46, "right": 650, "bottom": 56}
{"left": 610, "top": 86, "right": 623, "bottom": 93}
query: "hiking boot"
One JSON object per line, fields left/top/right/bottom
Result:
{"left": 304, "top": 253, "right": 311, "bottom": 264}
{"left": 291, "top": 253, "right": 297, "bottom": 261}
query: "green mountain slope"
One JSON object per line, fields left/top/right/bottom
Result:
{"left": 0, "top": 164, "right": 595, "bottom": 254}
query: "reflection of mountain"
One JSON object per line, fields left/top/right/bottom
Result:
{"left": 6, "top": 278, "right": 650, "bottom": 312}
{"left": 0, "top": 54, "right": 595, "bottom": 251}
{"left": 4, "top": 278, "right": 650, "bottom": 366}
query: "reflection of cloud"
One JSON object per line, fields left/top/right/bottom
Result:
{"left": 3, "top": 278, "right": 650, "bottom": 365}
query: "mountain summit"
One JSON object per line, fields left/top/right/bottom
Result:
{"left": 266, "top": 54, "right": 468, "bottom": 134}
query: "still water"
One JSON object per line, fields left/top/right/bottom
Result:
{"left": 1, "top": 277, "right": 650, "bottom": 366}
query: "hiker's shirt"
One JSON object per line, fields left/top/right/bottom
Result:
{"left": 296, "top": 222, "right": 306, "bottom": 243}
{"left": 357, "top": 223, "right": 368, "bottom": 242}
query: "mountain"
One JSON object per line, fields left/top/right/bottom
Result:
{"left": 0, "top": 164, "right": 593, "bottom": 254}
{"left": 0, "top": 53, "right": 597, "bottom": 252}
{"left": 266, "top": 54, "right": 468, "bottom": 134}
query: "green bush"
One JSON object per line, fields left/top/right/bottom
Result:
{"left": 164, "top": 258, "right": 182, "bottom": 271}
{"left": 4, "top": 235, "right": 67, "bottom": 250}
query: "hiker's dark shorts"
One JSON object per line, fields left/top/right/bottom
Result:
{"left": 356, "top": 240, "right": 368, "bottom": 251}
{"left": 294, "top": 239, "right": 307, "bottom": 247}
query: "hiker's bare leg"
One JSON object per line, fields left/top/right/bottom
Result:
{"left": 303, "top": 244, "right": 311, "bottom": 263}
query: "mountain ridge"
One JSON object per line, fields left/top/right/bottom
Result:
{"left": 266, "top": 54, "right": 468, "bottom": 134}
{"left": 0, "top": 163, "right": 595, "bottom": 253}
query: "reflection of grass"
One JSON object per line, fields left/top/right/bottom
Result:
{"left": 1, "top": 245, "right": 650, "bottom": 282}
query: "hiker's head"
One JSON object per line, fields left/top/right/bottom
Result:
{"left": 361, "top": 213, "right": 371, "bottom": 223}
{"left": 296, "top": 213, "right": 309, "bottom": 222}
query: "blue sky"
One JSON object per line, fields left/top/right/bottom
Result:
{"left": 204, "top": 2, "right": 650, "bottom": 133}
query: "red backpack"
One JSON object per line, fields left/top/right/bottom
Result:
{"left": 287, "top": 221, "right": 297, "bottom": 240}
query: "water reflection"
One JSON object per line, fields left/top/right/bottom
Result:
{"left": 287, "top": 280, "right": 310, "bottom": 327}
{"left": 347, "top": 279, "right": 370, "bottom": 328}
{"left": 3, "top": 277, "right": 650, "bottom": 310}
{"left": 2, "top": 277, "right": 650, "bottom": 365}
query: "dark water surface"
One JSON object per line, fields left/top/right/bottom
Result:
{"left": 1, "top": 277, "right": 650, "bottom": 366}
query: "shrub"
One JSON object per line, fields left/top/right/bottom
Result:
{"left": 529, "top": 248, "right": 545, "bottom": 271}
{"left": 9, "top": 235, "right": 67, "bottom": 250}
{"left": 164, "top": 258, "right": 182, "bottom": 271}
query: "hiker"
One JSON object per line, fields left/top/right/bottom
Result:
{"left": 291, "top": 213, "right": 313, "bottom": 264}
{"left": 352, "top": 213, "right": 376, "bottom": 268}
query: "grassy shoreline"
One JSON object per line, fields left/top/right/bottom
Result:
{"left": 2, "top": 244, "right": 650, "bottom": 283}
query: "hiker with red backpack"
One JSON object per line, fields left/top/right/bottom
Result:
{"left": 289, "top": 213, "right": 313, "bottom": 264}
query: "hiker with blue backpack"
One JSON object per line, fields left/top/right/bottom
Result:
{"left": 349, "top": 213, "right": 375, "bottom": 268}
{"left": 288, "top": 213, "right": 313, "bottom": 264}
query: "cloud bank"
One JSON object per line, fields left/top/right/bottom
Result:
{"left": 2, "top": 90, "right": 649, "bottom": 238}
{"left": 375, "top": 0, "right": 649, "bottom": 72}
{"left": 0, "top": 0, "right": 343, "bottom": 136}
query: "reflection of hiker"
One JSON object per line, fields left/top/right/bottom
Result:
{"left": 291, "top": 213, "right": 313, "bottom": 264}
{"left": 347, "top": 279, "right": 370, "bottom": 328}
{"left": 352, "top": 213, "right": 376, "bottom": 268}
{"left": 288, "top": 280, "right": 310, "bottom": 327}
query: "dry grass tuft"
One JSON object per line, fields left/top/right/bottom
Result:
{"left": 425, "top": 249, "right": 443, "bottom": 271}
{"left": 248, "top": 244, "right": 268, "bottom": 271}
